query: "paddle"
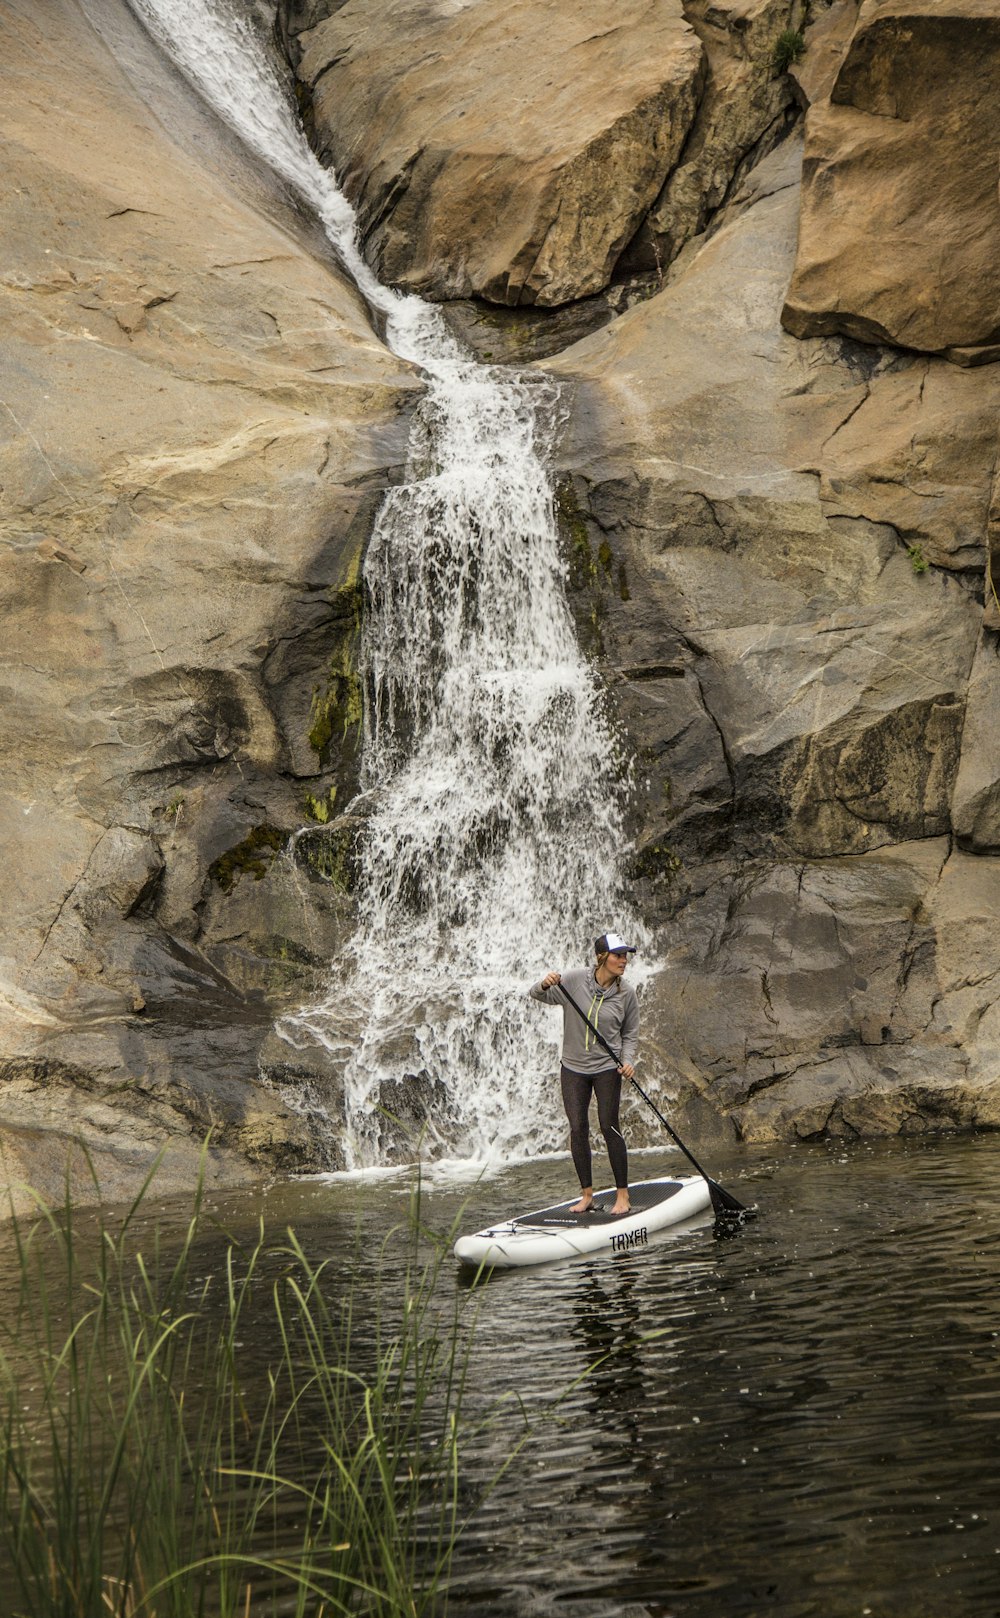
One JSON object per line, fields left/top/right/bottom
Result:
{"left": 553, "top": 980, "right": 751, "bottom": 1225}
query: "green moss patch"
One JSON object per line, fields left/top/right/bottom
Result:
{"left": 296, "top": 821, "right": 360, "bottom": 894}
{"left": 556, "top": 480, "right": 598, "bottom": 590}
{"left": 309, "top": 578, "right": 364, "bottom": 766}
{"left": 257, "top": 934, "right": 326, "bottom": 969}
{"left": 208, "top": 825, "right": 286, "bottom": 894}
{"left": 303, "top": 785, "right": 338, "bottom": 824}
{"left": 629, "top": 841, "right": 682, "bottom": 886}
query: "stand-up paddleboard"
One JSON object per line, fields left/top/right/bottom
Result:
{"left": 454, "top": 1175, "right": 713, "bottom": 1269}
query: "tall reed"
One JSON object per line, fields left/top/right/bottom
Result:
{"left": 0, "top": 1161, "right": 482, "bottom": 1618}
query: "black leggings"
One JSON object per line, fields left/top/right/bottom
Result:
{"left": 560, "top": 1065, "right": 628, "bottom": 1191}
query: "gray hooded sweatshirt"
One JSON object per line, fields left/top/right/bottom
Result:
{"left": 529, "top": 966, "right": 639, "bottom": 1075}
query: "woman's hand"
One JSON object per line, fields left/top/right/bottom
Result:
{"left": 618, "top": 1062, "right": 635, "bottom": 1080}
{"left": 541, "top": 971, "right": 562, "bottom": 989}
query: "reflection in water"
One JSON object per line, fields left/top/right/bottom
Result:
{"left": 571, "top": 1267, "right": 650, "bottom": 1481}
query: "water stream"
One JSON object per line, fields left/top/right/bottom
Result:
{"left": 126, "top": 0, "right": 642, "bottom": 1170}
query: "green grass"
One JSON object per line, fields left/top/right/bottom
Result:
{"left": 0, "top": 1161, "right": 493, "bottom": 1618}
{"left": 772, "top": 27, "right": 805, "bottom": 73}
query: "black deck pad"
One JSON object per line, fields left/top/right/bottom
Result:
{"left": 514, "top": 1178, "right": 687, "bottom": 1229}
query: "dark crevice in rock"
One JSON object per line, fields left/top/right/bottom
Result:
{"left": 818, "top": 383, "right": 871, "bottom": 453}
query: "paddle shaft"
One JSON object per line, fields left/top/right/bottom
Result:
{"left": 553, "top": 980, "right": 746, "bottom": 1215}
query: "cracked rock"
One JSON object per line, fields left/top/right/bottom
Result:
{"left": 294, "top": 0, "right": 705, "bottom": 306}
{"left": 782, "top": 0, "right": 1000, "bottom": 360}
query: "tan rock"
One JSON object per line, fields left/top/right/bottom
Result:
{"left": 70, "top": 827, "right": 164, "bottom": 928}
{"left": 952, "top": 630, "right": 1000, "bottom": 850}
{"left": 923, "top": 853, "right": 1000, "bottom": 1061}
{"left": 795, "top": 359, "right": 1000, "bottom": 578}
{"left": 0, "top": 0, "right": 415, "bottom": 1203}
{"left": 551, "top": 139, "right": 981, "bottom": 863}
{"left": 297, "top": 0, "right": 705, "bottom": 306}
{"left": 986, "top": 460, "right": 1000, "bottom": 632}
{"left": 627, "top": 0, "right": 801, "bottom": 274}
{"left": 789, "top": 0, "right": 862, "bottom": 107}
{"left": 5, "top": 0, "right": 1000, "bottom": 1177}
{"left": 552, "top": 140, "right": 812, "bottom": 495}
{"left": 782, "top": 0, "right": 1000, "bottom": 359}
{"left": 548, "top": 136, "right": 1000, "bottom": 1139}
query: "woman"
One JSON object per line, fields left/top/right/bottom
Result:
{"left": 530, "top": 931, "right": 639, "bottom": 1216}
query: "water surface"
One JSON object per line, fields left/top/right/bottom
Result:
{"left": 25, "top": 1133, "right": 992, "bottom": 1618}
{"left": 428, "top": 1135, "right": 1000, "bottom": 1617}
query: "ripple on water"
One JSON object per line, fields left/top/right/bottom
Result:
{"left": 3, "top": 1137, "right": 999, "bottom": 1618}
{"left": 434, "top": 1136, "right": 1000, "bottom": 1618}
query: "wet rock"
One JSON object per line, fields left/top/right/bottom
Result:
{"left": 372, "top": 1073, "right": 449, "bottom": 1164}
{"left": 198, "top": 828, "right": 356, "bottom": 995}
{"left": 295, "top": 0, "right": 705, "bottom": 306}
{"left": 439, "top": 293, "right": 624, "bottom": 367}
{"left": 275, "top": 0, "right": 342, "bottom": 53}
{"left": 782, "top": 0, "right": 1000, "bottom": 360}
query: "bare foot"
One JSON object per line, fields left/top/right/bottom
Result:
{"left": 611, "top": 1195, "right": 631, "bottom": 1216}
{"left": 570, "top": 1194, "right": 593, "bottom": 1214}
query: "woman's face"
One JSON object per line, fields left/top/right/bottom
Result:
{"left": 600, "top": 949, "right": 630, "bottom": 981}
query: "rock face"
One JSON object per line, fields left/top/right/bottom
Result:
{"left": 952, "top": 632, "right": 1000, "bottom": 850}
{"left": 782, "top": 0, "right": 1000, "bottom": 360}
{"left": 5, "top": 0, "right": 1000, "bottom": 1197}
{"left": 286, "top": 0, "right": 806, "bottom": 310}
{"left": 294, "top": 0, "right": 707, "bottom": 305}
{"left": 623, "top": 0, "right": 802, "bottom": 276}
{"left": 548, "top": 125, "right": 1000, "bottom": 1142}
{"left": 660, "top": 840, "right": 1000, "bottom": 1142}
{"left": 0, "top": 0, "right": 416, "bottom": 1206}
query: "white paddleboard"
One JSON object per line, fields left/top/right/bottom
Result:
{"left": 454, "top": 1175, "right": 713, "bottom": 1269}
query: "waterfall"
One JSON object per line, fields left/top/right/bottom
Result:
{"left": 126, "top": 0, "right": 645, "bottom": 1169}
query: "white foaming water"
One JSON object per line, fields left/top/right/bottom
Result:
{"left": 127, "top": 0, "right": 645, "bottom": 1169}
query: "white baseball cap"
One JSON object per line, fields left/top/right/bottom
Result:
{"left": 595, "top": 931, "right": 637, "bottom": 955}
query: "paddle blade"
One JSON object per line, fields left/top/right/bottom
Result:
{"left": 708, "top": 1179, "right": 753, "bottom": 1221}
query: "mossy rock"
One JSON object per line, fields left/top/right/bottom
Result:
{"left": 309, "top": 580, "right": 364, "bottom": 766}
{"left": 556, "top": 478, "right": 598, "bottom": 590}
{"left": 629, "top": 840, "right": 682, "bottom": 886}
{"left": 208, "top": 825, "right": 287, "bottom": 894}
{"left": 303, "top": 785, "right": 338, "bottom": 824}
{"left": 294, "top": 815, "right": 363, "bottom": 894}
{"left": 555, "top": 476, "right": 614, "bottom": 658}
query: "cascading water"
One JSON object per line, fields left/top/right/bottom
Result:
{"left": 127, "top": 0, "right": 646, "bottom": 1168}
